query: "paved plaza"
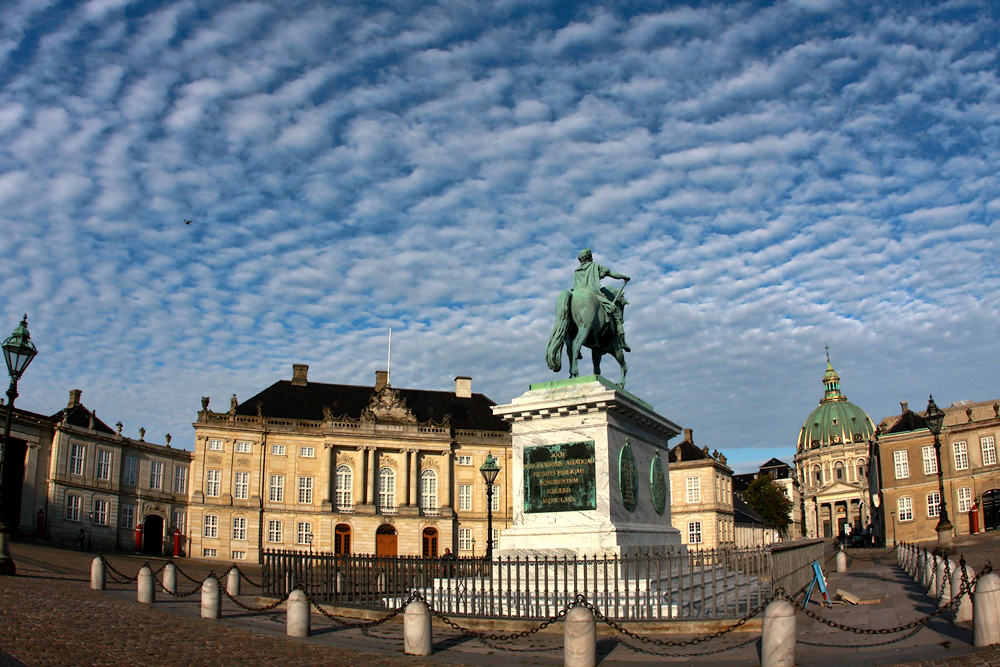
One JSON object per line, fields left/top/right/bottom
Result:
{"left": 3, "top": 537, "right": 1000, "bottom": 667}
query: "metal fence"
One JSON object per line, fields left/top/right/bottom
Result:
{"left": 262, "top": 539, "right": 824, "bottom": 621}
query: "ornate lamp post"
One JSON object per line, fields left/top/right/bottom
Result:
{"left": 925, "top": 395, "right": 952, "bottom": 553}
{"left": 479, "top": 453, "right": 500, "bottom": 561}
{"left": 0, "top": 316, "right": 38, "bottom": 576}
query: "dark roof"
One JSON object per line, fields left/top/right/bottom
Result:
{"left": 760, "top": 458, "right": 790, "bottom": 470}
{"left": 236, "top": 380, "right": 509, "bottom": 432}
{"left": 734, "top": 496, "right": 772, "bottom": 526}
{"left": 732, "top": 472, "right": 757, "bottom": 496}
{"left": 883, "top": 410, "right": 928, "bottom": 434}
{"left": 668, "top": 440, "right": 708, "bottom": 463}
{"left": 50, "top": 404, "right": 115, "bottom": 435}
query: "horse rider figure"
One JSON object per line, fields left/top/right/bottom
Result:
{"left": 572, "top": 248, "right": 631, "bottom": 352}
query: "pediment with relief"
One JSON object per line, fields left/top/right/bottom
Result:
{"left": 361, "top": 387, "right": 418, "bottom": 423}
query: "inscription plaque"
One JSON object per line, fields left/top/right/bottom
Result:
{"left": 619, "top": 439, "right": 638, "bottom": 512}
{"left": 650, "top": 453, "right": 666, "bottom": 515}
{"left": 524, "top": 441, "right": 596, "bottom": 513}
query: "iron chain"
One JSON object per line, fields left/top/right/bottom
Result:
{"left": 99, "top": 555, "right": 138, "bottom": 583}
{"left": 430, "top": 594, "right": 579, "bottom": 641}
{"left": 309, "top": 591, "right": 414, "bottom": 629}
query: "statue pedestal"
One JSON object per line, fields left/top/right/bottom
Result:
{"left": 492, "top": 375, "right": 684, "bottom": 558}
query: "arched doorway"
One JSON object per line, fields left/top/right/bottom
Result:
{"left": 335, "top": 523, "right": 352, "bottom": 555}
{"left": 422, "top": 527, "right": 438, "bottom": 558}
{"left": 142, "top": 515, "right": 164, "bottom": 556}
{"left": 375, "top": 524, "right": 397, "bottom": 556}
{"left": 983, "top": 489, "right": 1000, "bottom": 532}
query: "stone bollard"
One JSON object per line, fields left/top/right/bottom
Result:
{"left": 835, "top": 548, "right": 847, "bottom": 573}
{"left": 91, "top": 557, "right": 105, "bottom": 590}
{"left": 564, "top": 604, "right": 596, "bottom": 667}
{"left": 936, "top": 559, "right": 955, "bottom": 606}
{"left": 287, "top": 589, "right": 311, "bottom": 638}
{"left": 227, "top": 567, "right": 241, "bottom": 597}
{"left": 926, "top": 554, "right": 938, "bottom": 595}
{"left": 761, "top": 599, "right": 796, "bottom": 667}
{"left": 974, "top": 572, "right": 1000, "bottom": 646}
{"left": 403, "top": 600, "right": 432, "bottom": 655}
{"left": 915, "top": 550, "right": 924, "bottom": 583}
{"left": 137, "top": 565, "right": 155, "bottom": 604}
{"left": 163, "top": 563, "right": 177, "bottom": 594}
{"left": 201, "top": 576, "right": 222, "bottom": 619}
{"left": 952, "top": 563, "right": 976, "bottom": 623}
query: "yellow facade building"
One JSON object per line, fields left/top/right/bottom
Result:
{"left": 667, "top": 429, "right": 735, "bottom": 550}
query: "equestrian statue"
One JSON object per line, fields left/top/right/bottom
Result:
{"left": 546, "top": 248, "right": 630, "bottom": 388}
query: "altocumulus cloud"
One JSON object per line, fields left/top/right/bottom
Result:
{"left": 0, "top": 0, "right": 996, "bottom": 471}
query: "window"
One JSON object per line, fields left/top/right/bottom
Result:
{"left": 300, "top": 446, "right": 315, "bottom": 458}
{"left": 205, "top": 470, "right": 221, "bottom": 497}
{"left": 173, "top": 511, "right": 185, "bottom": 534}
{"left": 96, "top": 450, "right": 112, "bottom": 481}
{"left": 688, "top": 521, "right": 703, "bottom": 544}
{"left": 232, "top": 517, "right": 247, "bottom": 541}
{"left": 458, "top": 527, "right": 472, "bottom": 551}
{"left": 686, "top": 477, "right": 700, "bottom": 504}
{"left": 958, "top": 487, "right": 973, "bottom": 513}
{"left": 203, "top": 548, "right": 217, "bottom": 557}
{"left": 893, "top": 451, "right": 909, "bottom": 479}
{"left": 334, "top": 465, "right": 353, "bottom": 511}
{"left": 814, "top": 466, "right": 822, "bottom": 485}
{"left": 458, "top": 484, "right": 472, "bottom": 511}
{"left": 927, "top": 491, "right": 941, "bottom": 517}
{"left": 149, "top": 461, "right": 163, "bottom": 490}
{"left": 378, "top": 467, "right": 395, "bottom": 512}
{"left": 298, "top": 477, "right": 313, "bottom": 504}
{"left": 123, "top": 456, "right": 138, "bottom": 486}
{"left": 208, "top": 439, "right": 223, "bottom": 451}
{"left": 982, "top": 436, "right": 997, "bottom": 466}
{"left": 954, "top": 441, "right": 969, "bottom": 471}
{"left": 458, "top": 455, "right": 472, "bottom": 466}
{"left": 236, "top": 441, "right": 252, "bottom": 453}
{"left": 491, "top": 528, "right": 500, "bottom": 550}
{"left": 121, "top": 505, "right": 135, "bottom": 529}
{"left": 234, "top": 472, "right": 250, "bottom": 500}
{"left": 297, "top": 522, "right": 312, "bottom": 545}
{"left": 174, "top": 467, "right": 188, "bottom": 494}
{"left": 204, "top": 515, "right": 219, "bottom": 538}
{"left": 857, "top": 460, "right": 866, "bottom": 479}
{"left": 835, "top": 463, "right": 844, "bottom": 480}
{"left": 490, "top": 486, "right": 500, "bottom": 512}
{"left": 93, "top": 499, "right": 108, "bottom": 525}
{"left": 897, "top": 496, "right": 913, "bottom": 522}
{"left": 66, "top": 495, "right": 81, "bottom": 521}
{"left": 420, "top": 469, "right": 438, "bottom": 511}
{"left": 268, "top": 520, "right": 282, "bottom": 543}
{"left": 271, "top": 444, "right": 286, "bottom": 456}
{"left": 232, "top": 551, "right": 246, "bottom": 560}
{"left": 922, "top": 446, "right": 938, "bottom": 475}
{"left": 69, "top": 444, "right": 85, "bottom": 476}
{"left": 269, "top": 475, "right": 284, "bottom": 502}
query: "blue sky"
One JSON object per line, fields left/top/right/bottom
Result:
{"left": 0, "top": 0, "right": 997, "bottom": 473}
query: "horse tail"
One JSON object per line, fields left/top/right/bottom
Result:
{"left": 546, "top": 291, "right": 571, "bottom": 372}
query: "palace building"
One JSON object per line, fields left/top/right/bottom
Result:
{"left": 667, "top": 428, "right": 735, "bottom": 550}
{"left": 794, "top": 358, "right": 876, "bottom": 539}
{"left": 186, "top": 366, "right": 512, "bottom": 561}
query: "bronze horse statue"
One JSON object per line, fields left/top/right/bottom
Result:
{"left": 545, "top": 286, "right": 628, "bottom": 388}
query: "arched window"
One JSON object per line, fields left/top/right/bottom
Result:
{"left": 335, "top": 465, "right": 353, "bottom": 512}
{"left": 857, "top": 459, "right": 866, "bottom": 479}
{"left": 835, "top": 462, "right": 845, "bottom": 481}
{"left": 420, "top": 469, "right": 438, "bottom": 512}
{"left": 378, "top": 467, "right": 396, "bottom": 513}
{"left": 813, "top": 466, "right": 822, "bottom": 485}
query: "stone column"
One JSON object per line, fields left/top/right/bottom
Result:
{"left": 358, "top": 446, "right": 368, "bottom": 505}
{"left": 440, "top": 446, "right": 452, "bottom": 512}
{"left": 366, "top": 447, "right": 376, "bottom": 507}
{"left": 409, "top": 451, "right": 419, "bottom": 509}
{"left": 321, "top": 445, "right": 333, "bottom": 511}
{"left": 403, "top": 449, "right": 412, "bottom": 507}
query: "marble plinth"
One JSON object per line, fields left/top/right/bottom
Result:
{"left": 492, "top": 376, "right": 683, "bottom": 557}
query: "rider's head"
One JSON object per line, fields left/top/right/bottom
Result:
{"left": 578, "top": 248, "right": 592, "bottom": 263}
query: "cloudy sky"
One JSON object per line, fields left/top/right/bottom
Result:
{"left": 1, "top": 0, "right": 997, "bottom": 472}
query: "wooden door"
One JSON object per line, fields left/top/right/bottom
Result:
{"left": 422, "top": 527, "right": 438, "bottom": 558}
{"left": 984, "top": 489, "right": 1000, "bottom": 531}
{"left": 375, "top": 524, "right": 397, "bottom": 556}
{"left": 335, "top": 524, "right": 351, "bottom": 555}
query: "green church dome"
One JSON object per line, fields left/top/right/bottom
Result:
{"left": 797, "top": 357, "right": 875, "bottom": 452}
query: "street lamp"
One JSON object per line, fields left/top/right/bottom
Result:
{"left": 925, "top": 395, "right": 952, "bottom": 554}
{"left": 890, "top": 509, "right": 897, "bottom": 547}
{"left": 479, "top": 452, "right": 500, "bottom": 562}
{"left": 0, "top": 315, "right": 38, "bottom": 576}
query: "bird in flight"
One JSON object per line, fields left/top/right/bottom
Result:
{"left": 184, "top": 220, "right": 192, "bottom": 224}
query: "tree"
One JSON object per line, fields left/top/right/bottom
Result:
{"left": 743, "top": 475, "right": 793, "bottom": 536}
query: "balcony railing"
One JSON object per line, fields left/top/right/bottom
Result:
{"left": 377, "top": 505, "right": 398, "bottom": 515}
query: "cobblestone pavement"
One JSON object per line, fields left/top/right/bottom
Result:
{"left": 3, "top": 538, "right": 1000, "bottom": 667}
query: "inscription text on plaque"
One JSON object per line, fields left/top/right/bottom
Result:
{"left": 523, "top": 441, "right": 596, "bottom": 513}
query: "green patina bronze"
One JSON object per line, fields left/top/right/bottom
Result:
{"left": 523, "top": 441, "right": 596, "bottom": 513}
{"left": 618, "top": 439, "right": 638, "bottom": 512}
{"left": 650, "top": 453, "right": 666, "bottom": 515}
{"left": 545, "top": 249, "right": 631, "bottom": 388}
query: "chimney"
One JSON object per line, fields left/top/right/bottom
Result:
{"left": 375, "top": 370, "right": 389, "bottom": 391}
{"left": 684, "top": 428, "right": 693, "bottom": 444}
{"left": 900, "top": 401, "right": 908, "bottom": 414}
{"left": 455, "top": 376, "right": 472, "bottom": 399}
{"left": 291, "top": 364, "right": 309, "bottom": 386}
{"left": 68, "top": 389, "right": 82, "bottom": 409}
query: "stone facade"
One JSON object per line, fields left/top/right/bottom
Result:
{"left": 186, "top": 367, "right": 512, "bottom": 561}
{"left": 874, "top": 398, "right": 1000, "bottom": 546}
{"left": 667, "top": 429, "right": 735, "bottom": 550}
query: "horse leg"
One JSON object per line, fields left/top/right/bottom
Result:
{"left": 615, "top": 347, "right": 628, "bottom": 389}
{"left": 569, "top": 329, "right": 588, "bottom": 377}
{"left": 592, "top": 348, "right": 602, "bottom": 378}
